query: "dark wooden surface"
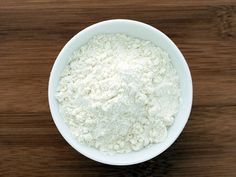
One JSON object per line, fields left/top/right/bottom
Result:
{"left": 1, "top": 0, "right": 236, "bottom": 176}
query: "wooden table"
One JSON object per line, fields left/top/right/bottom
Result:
{"left": 1, "top": 1, "right": 236, "bottom": 176}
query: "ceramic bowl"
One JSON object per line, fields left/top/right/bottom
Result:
{"left": 48, "top": 19, "right": 193, "bottom": 165}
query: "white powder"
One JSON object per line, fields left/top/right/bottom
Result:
{"left": 56, "top": 34, "right": 181, "bottom": 154}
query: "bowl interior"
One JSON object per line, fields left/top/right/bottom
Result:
{"left": 48, "top": 19, "right": 192, "bottom": 165}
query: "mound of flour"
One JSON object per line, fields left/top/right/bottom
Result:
{"left": 56, "top": 34, "right": 181, "bottom": 154}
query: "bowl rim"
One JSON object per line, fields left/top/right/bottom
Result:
{"left": 48, "top": 19, "right": 193, "bottom": 165}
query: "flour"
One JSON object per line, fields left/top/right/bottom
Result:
{"left": 56, "top": 34, "right": 181, "bottom": 154}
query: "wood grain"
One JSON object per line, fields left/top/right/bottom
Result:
{"left": 0, "top": 0, "right": 236, "bottom": 176}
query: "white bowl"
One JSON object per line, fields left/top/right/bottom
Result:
{"left": 48, "top": 19, "right": 193, "bottom": 165}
